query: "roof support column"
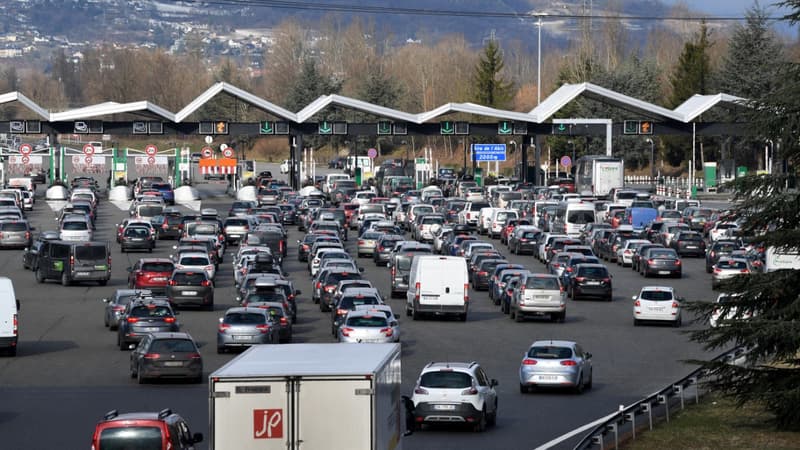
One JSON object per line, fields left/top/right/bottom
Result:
{"left": 290, "top": 134, "right": 302, "bottom": 190}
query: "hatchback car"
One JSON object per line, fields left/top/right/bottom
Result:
{"left": 91, "top": 408, "right": 203, "bottom": 450}
{"left": 569, "top": 263, "right": 613, "bottom": 301}
{"left": 166, "top": 270, "right": 214, "bottom": 310}
{"left": 241, "top": 302, "right": 293, "bottom": 343}
{"left": 337, "top": 309, "right": 395, "bottom": 343}
{"left": 129, "top": 332, "right": 202, "bottom": 384}
{"left": 356, "top": 231, "right": 382, "bottom": 258}
{"left": 632, "top": 286, "right": 682, "bottom": 327}
{"left": 711, "top": 257, "right": 752, "bottom": 289}
{"left": 511, "top": 273, "right": 566, "bottom": 322}
{"left": 59, "top": 218, "right": 93, "bottom": 241}
{"left": 0, "top": 220, "right": 32, "bottom": 249}
{"left": 705, "top": 240, "right": 741, "bottom": 273}
{"left": 118, "top": 299, "right": 181, "bottom": 350}
{"left": 121, "top": 226, "right": 156, "bottom": 253}
{"left": 103, "top": 289, "right": 153, "bottom": 331}
{"left": 410, "top": 361, "right": 499, "bottom": 432}
{"left": 519, "top": 340, "right": 593, "bottom": 394}
{"left": 128, "top": 258, "right": 175, "bottom": 294}
{"left": 216, "top": 307, "right": 278, "bottom": 353}
{"left": 175, "top": 252, "right": 215, "bottom": 280}
{"left": 639, "top": 247, "right": 682, "bottom": 278}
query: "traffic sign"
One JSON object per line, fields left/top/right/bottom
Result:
{"left": 222, "top": 148, "right": 234, "bottom": 158}
{"left": 498, "top": 121, "right": 513, "bottom": 135}
{"left": 472, "top": 144, "right": 507, "bottom": 161}
{"left": 640, "top": 121, "right": 653, "bottom": 135}
{"left": 560, "top": 155, "right": 572, "bottom": 167}
{"left": 19, "top": 143, "right": 32, "bottom": 155}
{"left": 83, "top": 144, "right": 95, "bottom": 156}
{"left": 623, "top": 120, "right": 639, "bottom": 135}
{"left": 201, "top": 147, "right": 213, "bottom": 159}
{"left": 21, "top": 156, "right": 29, "bottom": 164}
{"left": 553, "top": 123, "right": 572, "bottom": 135}
{"left": 85, "top": 156, "right": 93, "bottom": 165}
{"left": 367, "top": 148, "right": 377, "bottom": 158}
{"left": 318, "top": 121, "right": 332, "bottom": 135}
{"left": 377, "top": 121, "right": 392, "bottom": 135}
{"left": 144, "top": 144, "right": 158, "bottom": 156}
{"left": 205, "top": 136, "right": 213, "bottom": 144}
{"left": 147, "top": 156, "right": 156, "bottom": 165}
{"left": 260, "top": 121, "right": 274, "bottom": 134}
{"left": 454, "top": 121, "right": 470, "bottom": 135}
{"left": 215, "top": 121, "right": 228, "bottom": 134}
{"left": 440, "top": 121, "right": 454, "bottom": 135}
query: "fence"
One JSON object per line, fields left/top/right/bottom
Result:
{"left": 536, "top": 346, "right": 748, "bottom": 450}
{"left": 624, "top": 176, "right": 707, "bottom": 198}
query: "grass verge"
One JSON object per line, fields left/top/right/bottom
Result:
{"left": 623, "top": 393, "right": 799, "bottom": 449}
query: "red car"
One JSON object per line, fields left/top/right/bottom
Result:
{"left": 91, "top": 408, "right": 203, "bottom": 450}
{"left": 501, "top": 219, "right": 532, "bottom": 244}
{"left": 128, "top": 258, "right": 175, "bottom": 294}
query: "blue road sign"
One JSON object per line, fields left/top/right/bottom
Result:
{"left": 472, "top": 144, "right": 507, "bottom": 161}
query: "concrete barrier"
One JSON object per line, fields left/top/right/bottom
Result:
{"left": 108, "top": 186, "right": 132, "bottom": 201}
{"left": 174, "top": 186, "right": 200, "bottom": 202}
{"left": 45, "top": 185, "right": 69, "bottom": 200}
{"left": 236, "top": 186, "right": 257, "bottom": 202}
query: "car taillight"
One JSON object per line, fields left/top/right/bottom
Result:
{"left": 280, "top": 317, "right": 288, "bottom": 325}
{"left": 648, "top": 259, "right": 654, "bottom": 265}
{"left": 675, "top": 260, "right": 682, "bottom": 265}
{"left": 127, "top": 317, "right": 139, "bottom": 323}
{"left": 341, "top": 327, "right": 353, "bottom": 337}
{"left": 325, "top": 285, "right": 335, "bottom": 292}
{"left": 279, "top": 241, "right": 284, "bottom": 253}
{"left": 144, "top": 353, "right": 160, "bottom": 359}
{"left": 575, "top": 277, "right": 586, "bottom": 282}
{"left": 478, "top": 271, "right": 487, "bottom": 276}
{"left": 714, "top": 267, "right": 722, "bottom": 273}
{"left": 162, "top": 223, "right": 168, "bottom": 230}
{"left": 69, "top": 255, "right": 74, "bottom": 268}
{"left": 189, "top": 352, "right": 202, "bottom": 359}
{"left": 602, "top": 278, "right": 611, "bottom": 283}
{"left": 634, "top": 300, "right": 640, "bottom": 307}
{"left": 672, "top": 302, "right": 680, "bottom": 308}
{"left": 560, "top": 360, "right": 577, "bottom": 366}
{"left": 464, "top": 283, "right": 469, "bottom": 303}
{"left": 25, "top": 231, "right": 30, "bottom": 239}
{"left": 522, "top": 358, "right": 537, "bottom": 365}
{"left": 205, "top": 265, "right": 213, "bottom": 272}
{"left": 391, "top": 267, "right": 396, "bottom": 277}
{"left": 168, "top": 280, "right": 177, "bottom": 286}
{"left": 336, "top": 308, "right": 348, "bottom": 316}
{"left": 256, "top": 324, "right": 270, "bottom": 333}
{"left": 566, "top": 267, "right": 573, "bottom": 273}
{"left": 381, "top": 327, "right": 393, "bottom": 337}
{"left": 414, "top": 387, "right": 429, "bottom": 395}
{"left": 741, "top": 269, "right": 750, "bottom": 273}
{"left": 201, "top": 280, "right": 211, "bottom": 287}
{"left": 12, "top": 314, "right": 17, "bottom": 335}
{"left": 164, "top": 317, "right": 176, "bottom": 323}
{"left": 415, "top": 282, "right": 420, "bottom": 301}
{"left": 218, "top": 323, "right": 230, "bottom": 332}
{"left": 461, "top": 386, "right": 478, "bottom": 395}
{"left": 711, "top": 251, "right": 716, "bottom": 258}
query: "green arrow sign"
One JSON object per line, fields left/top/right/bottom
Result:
{"left": 498, "top": 121, "right": 512, "bottom": 135}
{"left": 377, "top": 121, "right": 392, "bottom": 135}
{"left": 319, "top": 121, "right": 332, "bottom": 135}
{"left": 558, "top": 124, "right": 567, "bottom": 132}
{"left": 440, "top": 121, "right": 454, "bottom": 135}
{"left": 260, "top": 121, "right": 274, "bottom": 134}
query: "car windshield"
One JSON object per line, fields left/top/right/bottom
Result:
{"left": 142, "top": 262, "right": 174, "bottom": 272}
{"left": 149, "top": 338, "right": 196, "bottom": 353}
{"left": 137, "top": 206, "right": 163, "bottom": 217}
{"left": 224, "top": 312, "right": 266, "bottom": 324}
{"left": 347, "top": 316, "right": 388, "bottom": 327}
{"left": 640, "top": 290, "right": 674, "bottom": 301}
{"left": 326, "top": 272, "right": 360, "bottom": 285}
{"left": 225, "top": 218, "right": 249, "bottom": 226}
{"left": 75, "top": 245, "right": 106, "bottom": 260}
{"left": 420, "top": 371, "right": 473, "bottom": 389}
{"left": 528, "top": 346, "right": 573, "bottom": 359}
{"left": 172, "top": 272, "right": 206, "bottom": 285}
{"left": 568, "top": 211, "right": 595, "bottom": 224}
{"left": 63, "top": 221, "right": 88, "bottom": 230}
{"left": 525, "top": 277, "right": 560, "bottom": 290}
{"left": 130, "top": 305, "right": 172, "bottom": 318}
{"left": 99, "top": 426, "right": 163, "bottom": 450}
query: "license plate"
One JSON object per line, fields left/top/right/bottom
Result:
{"left": 233, "top": 335, "right": 252, "bottom": 341}
{"left": 182, "top": 291, "right": 197, "bottom": 296}
{"left": 164, "top": 361, "right": 183, "bottom": 367}
{"left": 536, "top": 375, "right": 558, "bottom": 381}
{"left": 686, "top": 246, "right": 697, "bottom": 249}
{"left": 658, "top": 271, "right": 670, "bottom": 275}
{"left": 152, "top": 277, "right": 166, "bottom": 282}
{"left": 649, "top": 307, "right": 665, "bottom": 311}
{"left": 145, "top": 327, "right": 160, "bottom": 332}
{"left": 534, "top": 295, "right": 550, "bottom": 300}
{"left": 77, "top": 271, "right": 90, "bottom": 276}
{"left": 95, "top": 265, "right": 107, "bottom": 270}
{"left": 585, "top": 281, "right": 601, "bottom": 285}
{"left": 131, "top": 238, "right": 143, "bottom": 241}
{"left": 433, "top": 404, "right": 456, "bottom": 411}
{"left": 422, "top": 295, "right": 438, "bottom": 300}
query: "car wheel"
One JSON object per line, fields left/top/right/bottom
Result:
{"left": 99, "top": 279, "right": 108, "bottom": 286}
{"left": 61, "top": 272, "right": 71, "bottom": 287}
{"left": 706, "top": 265, "right": 712, "bottom": 273}
{"left": 412, "top": 308, "right": 420, "bottom": 321}
{"left": 519, "top": 383, "right": 528, "bottom": 394}
{"left": 104, "top": 315, "right": 109, "bottom": 328}
{"left": 674, "top": 317, "right": 682, "bottom": 328}
{"left": 553, "top": 312, "right": 565, "bottom": 323}
{"left": 137, "top": 364, "right": 147, "bottom": 384}
{"left": 586, "top": 372, "right": 593, "bottom": 390}
{"left": 35, "top": 268, "right": 44, "bottom": 283}
{"left": 130, "top": 363, "right": 137, "bottom": 378}
{"left": 633, "top": 318, "right": 640, "bottom": 327}
{"left": 406, "top": 306, "right": 412, "bottom": 317}
{"left": 217, "top": 346, "right": 225, "bottom": 354}
{"left": 119, "top": 337, "right": 128, "bottom": 351}
{"left": 474, "top": 409, "right": 487, "bottom": 432}
{"left": 574, "top": 375, "right": 584, "bottom": 394}
{"left": 487, "top": 401, "right": 498, "bottom": 426}
{"left": 458, "top": 313, "right": 467, "bottom": 322}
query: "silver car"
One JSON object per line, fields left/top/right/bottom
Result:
{"left": 217, "top": 307, "right": 278, "bottom": 353}
{"left": 519, "top": 340, "right": 593, "bottom": 394}
{"left": 337, "top": 309, "right": 395, "bottom": 343}
{"left": 354, "top": 304, "right": 400, "bottom": 342}
{"left": 0, "top": 219, "right": 32, "bottom": 248}
{"left": 711, "top": 257, "right": 752, "bottom": 289}
{"left": 103, "top": 289, "right": 153, "bottom": 330}
{"left": 356, "top": 231, "right": 382, "bottom": 258}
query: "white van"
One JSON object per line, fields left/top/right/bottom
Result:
{"left": 0, "top": 277, "right": 19, "bottom": 356}
{"left": 560, "top": 202, "right": 596, "bottom": 237}
{"left": 406, "top": 255, "right": 469, "bottom": 321}
{"left": 488, "top": 209, "right": 518, "bottom": 239}
{"left": 324, "top": 174, "right": 350, "bottom": 194}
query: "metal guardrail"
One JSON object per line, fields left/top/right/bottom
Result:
{"left": 535, "top": 346, "right": 748, "bottom": 450}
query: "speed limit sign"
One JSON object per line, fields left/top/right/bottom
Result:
{"left": 222, "top": 148, "right": 234, "bottom": 158}
{"left": 145, "top": 144, "right": 158, "bottom": 156}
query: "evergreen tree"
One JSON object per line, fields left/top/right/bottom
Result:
{"left": 668, "top": 21, "right": 713, "bottom": 108}
{"left": 358, "top": 65, "right": 402, "bottom": 110}
{"left": 686, "top": 3, "right": 800, "bottom": 430}
{"left": 471, "top": 39, "right": 513, "bottom": 109}
{"left": 285, "top": 57, "right": 342, "bottom": 112}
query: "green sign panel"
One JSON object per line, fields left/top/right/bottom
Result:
{"left": 440, "top": 121, "right": 455, "bottom": 135}
{"left": 552, "top": 123, "right": 571, "bottom": 135}
{"left": 498, "top": 121, "right": 513, "bottom": 135}
{"left": 377, "top": 121, "right": 392, "bottom": 135}
{"left": 623, "top": 120, "right": 639, "bottom": 135}
{"left": 318, "top": 121, "right": 333, "bottom": 135}
{"left": 260, "top": 121, "right": 274, "bottom": 134}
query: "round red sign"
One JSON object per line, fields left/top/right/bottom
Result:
{"left": 201, "top": 147, "right": 213, "bottom": 158}
{"left": 147, "top": 156, "right": 156, "bottom": 165}
{"left": 19, "top": 144, "right": 32, "bottom": 156}
{"left": 222, "top": 148, "right": 234, "bottom": 158}
{"left": 21, "top": 156, "right": 30, "bottom": 164}
{"left": 145, "top": 145, "right": 158, "bottom": 156}
{"left": 85, "top": 155, "right": 93, "bottom": 165}
{"left": 83, "top": 144, "right": 95, "bottom": 156}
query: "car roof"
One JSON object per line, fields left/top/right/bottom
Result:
{"left": 178, "top": 252, "right": 210, "bottom": 258}
{"left": 147, "top": 332, "right": 194, "bottom": 340}
{"left": 138, "top": 258, "right": 173, "bottom": 263}
{"left": 530, "top": 339, "right": 577, "bottom": 348}
{"left": 423, "top": 361, "right": 479, "bottom": 372}
{"left": 640, "top": 286, "right": 675, "bottom": 292}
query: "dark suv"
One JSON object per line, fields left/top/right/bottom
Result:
{"left": 166, "top": 270, "right": 214, "bottom": 311}
{"left": 34, "top": 240, "right": 110, "bottom": 286}
{"left": 706, "top": 240, "right": 741, "bottom": 273}
{"left": 118, "top": 298, "right": 180, "bottom": 350}
{"left": 91, "top": 408, "right": 203, "bottom": 450}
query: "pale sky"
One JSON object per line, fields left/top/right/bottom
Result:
{"left": 661, "top": 0, "right": 786, "bottom": 16}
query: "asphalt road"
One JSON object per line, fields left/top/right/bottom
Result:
{"left": 0, "top": 169, "right": 720, "bottom": 450}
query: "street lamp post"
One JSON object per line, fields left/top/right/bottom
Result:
{"left": 646, "top": 138, "right": 655, "bottom": 193}
{"left": 535, "top": 13, "right": 547, "bottom": 105}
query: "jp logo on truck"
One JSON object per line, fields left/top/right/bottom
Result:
{"left": 254, "top": 409, "right": 283, "bottom": 439}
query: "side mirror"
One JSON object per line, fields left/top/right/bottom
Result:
{"left": 192, "top": 433, "right": 204, "bottom": 444}
{"left": 631, "top": 295, "right": 637, "bottom": 300}
{"left": 490, "top": 379, "right": 499, "bottom": 387}
{"left": 295, "top": 290, "right": 302, "bottom": 296}
{"left": 585, "top": 352, "right": 593, "bottom": 359}
{"left": 102, "top": 298, "right": 109, "bottom": 303}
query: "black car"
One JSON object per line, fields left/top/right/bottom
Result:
{"left": 278, "top": 204, "right": 297, "bottom": 225}
{"left": 153, "top": 214, "right": 183, "bottom": 240}
{"left": 166, "top": 270, "right": 214, "bottom": 311}
{"left": 319, "top": 270, "right": 363, "bottom": 312}
{"left": 569, "top": 263, "right": 613, "bottom": 301}
{"left": 509, "top": 228, "right": 540, "bottom": 255}
{"left": 22, "top": 230, "right": 60, "bottom": 270}
{"left": 473, "top": 258, "right": 508, "bottom": 291}
{"left": 117, "top": 298, "right": 180, "bottom": 350}
{"left": 129, "top": 332, "right": 202, "bottom": 384}
{"left": 672, "top": 231, "right": 706, "bottom": 257}
{"left": 706, "top": 240, "right": 741, "bottom": 273}
{"left": 373, "top": 234, "right": 404, "bottom": 266}
{"left": 121, "top": 226, "right": 155, "bottom": 253}
{"left": 35, "top": 240, "right": 111, "bottom": 286}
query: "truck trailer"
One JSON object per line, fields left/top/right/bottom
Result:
{"left": 209, "top": 343, "right": 402, "bottom": 450}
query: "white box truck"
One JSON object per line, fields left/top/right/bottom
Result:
{"left": 209, "top": 343, "right": 402, "bottom": 450}
{"left": 764, "top": 246, "right": 800, "bottom": 272}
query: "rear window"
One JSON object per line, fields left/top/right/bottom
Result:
{"left": 325, "top": 272, "right": 361, "bottom": 285}
{"left": 142, "top": 262, "right": 174, "bottom": 272}
{"left": 224, "top": 312, "right": 266, "bottom": 324}
{"left": 137, "top": 206, "right": 163, "bottom": 217}
{"left": 578, "top": 266, "right": 608, "bottom": 277}
{"left": 63, "top": 221, "right": 88, "bottom": 230}
{"left": 125, "top": 228, "right": 149, "bottom": 237}
{"left": 347, "top": 315, "right": 388, "bottom": 327}
{"left": 225, "top": 218, "right": 249, "bottom": 227}
{"left": 180, "top": 256, "right": 209, "bottom": 265}
{"left": 246, "top": 292, "right": 286, "bottom": 303}
{"left": 150, "top": 338, "right": 196, "bottom": 353}
{"left": 99, "top": 426, "right": 163, "bottom": 450}
{"left": 650, "top": 250, "right": 678, "bottom": 258}
{"left": 567, "top": 211, "right": 595, "bottom": 224}
{"left": 0, "top": 222, "right": 26, "bottom": 231}
{"left": 639, "top": 290, "right": 674, "bottom": 301}
{"left": 395, "top": 256, "right": 412, "bottom": 271}
{"left": 717, "top": 260, "right": 748, "bottom": 269}
{"left": 469, "top": 202, "right": 490, "bottom": 211}
{"left": 528, "top": 346, "right": 573, "bottom": 359}
{"left": 420, "top": 371, "right": 473, "bottom": 389}
{"left": 75, "top": 245, "right": 106, "bottom": 260}
{"left": 525, "top": 277, "right": 560, "bottom": 290}
{"left": 616, "top": 192, "right": 637, "bottom": 200}
{"left": 172, "top": 272, "right": 206, "bottom": 285}
{"left": 716, "top": 243, "right": 739, "bottom": 252}
{"left": 339, "top": 296, "right": 380, "bottom": 309}
{"left": 130, "top": 305, "right": 172, "bottom": 318}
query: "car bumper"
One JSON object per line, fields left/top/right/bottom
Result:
{"left": 414, "top": 302, "right": 468, "bottom": 314}
{"left": 0, "top": 239, "right": 30, "bottom": 248}
{"left": 0, "top": 336, "right": 17, "bottom": 349}
{"left": 218, "top": 334, "right": 273, "bottom": 347}
{"left": 634, "top": 310, "right": 680, "bottom": 322}
{"left": 472, "top": 276, "right": 490, "bottom": 289}
{"left": 357, "top": 246, "right": 376, "bottom": 255}
{"left": 414, "top": 402, "right": 482, "bottom": 424}
{"left": 169, "top": 293, "right": 213, "bottom": 307}
{"left": 573, "top": 285, "right": 612, "bottom": 298}
{"left": 72, "top": 270, "right": 111, "bottom": 281}
{"left": 516, "top": 303, "right": 565, "bottom": 313}
{"left": 519, "top": 369, "right": 580, "bottom": 387}
{"left": 140, "top": 362, "right": 202, "bottom": 379}
{"left": 122, "top": 241, "right": 154, "bottom": 250}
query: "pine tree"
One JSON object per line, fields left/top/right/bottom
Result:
{"left": 471, "top": 39, "right": 513, "bottom": 109}
{"left": 686, "top": 4, "right": 800, "bottom": 430}
{"left": 358, "top": 65, "right": 402, "bottom": 109}
{"left": 285, "top": 57, "right": 342, "bottom": 112}
{"left": 668, "top": 21, "right": 713, "bottom": 108}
